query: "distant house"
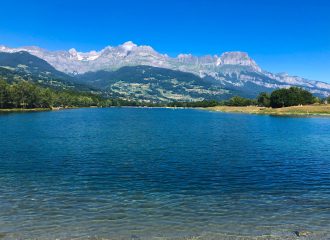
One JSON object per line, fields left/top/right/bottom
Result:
{"left": 325, "top": 100, "right": 328, "bottom": 105}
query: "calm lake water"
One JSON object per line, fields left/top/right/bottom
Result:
{"left": 0, "top": 108, "right": 329, "bottom": 239}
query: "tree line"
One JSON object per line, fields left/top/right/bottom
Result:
{"left": 0, "top": 80, "right": 109, "bottom": 109}
{"left": 257, "top": 86, "right": 320, "bottom": 108}
{"left": 169, "top": 87, "right": 325, "bottom": 108}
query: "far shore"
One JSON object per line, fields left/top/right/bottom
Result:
{"left": 204, "top": 104, "right": 330, "bottom": 116}
{"left": 2, "top": 104, "right": 330, "bottom": 116}
{"left": 0, "top": 108, "right": 52, "bottom": 112}
{"left": 0, "top": 106, "right": 99, "bottom": 112}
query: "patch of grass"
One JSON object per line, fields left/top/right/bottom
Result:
{"left": 206, "top": 105, "right": 330, "bottom": 116}
{"left": 0, "top": 108, "right": 52, "bottom": 112}
{"left": 17, "top": 64, "right": 28, "bottom": 68}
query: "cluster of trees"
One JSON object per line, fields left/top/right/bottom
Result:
{"left": 257, "top": 87, "right": 316, "bottom": 108}
{"left": 0, "top": 80, "right": 108, "bottom": 109}
{"left": 219, "top": 95, "right": 258, "bottom": 106}
{"left": 168, "top": 87, "right": 326, "bottom": 108}
{"left": 167, "top": 99, "right": 219, "bottom": 108}
{"left": 168, "top": 96, "right": 260, "bottom": 108}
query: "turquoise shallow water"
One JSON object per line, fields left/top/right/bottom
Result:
{"left": 0, "top": 108, "right": 329, "bottom": 239}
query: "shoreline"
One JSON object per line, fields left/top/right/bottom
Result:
{"left": 2, "top": 105, "right": 330, "bottom": 117}
{"left": 204, "top": 105, "right": 330, "bottom": 116}
{"left": 0, "top": 106, "right": 172, "bottom": 112}
{"left": 0, "top": 108, "right": 52, "bottom": 112}
{"left": 0, "top": 106, "right": 99, "bottom": 112}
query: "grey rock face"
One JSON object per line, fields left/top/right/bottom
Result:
{"left": 0, "top": 42, "right": 261, "bottom": 74}
{"left": 198, "top": 55, "right": 217, "bottom": 64}
{"left": 0, "top": 45, "right": 13, "bottom": 51}
{"left": 1, "top": 41, "right": 329, "bottom": 96}
{"left": 219, "top": 52, "right": 261, "bottom": 72}
{"left": 262, "top": 71, "right": 330, "bottom": 90}
{"left": 176, "top": 54, "right": 198, "bottom": 64}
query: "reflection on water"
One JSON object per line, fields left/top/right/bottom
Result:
{"left": 0, "top": 108, "right": 329, "bottom": 239}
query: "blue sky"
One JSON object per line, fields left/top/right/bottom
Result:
{"left": 0, "top": 0, "right": 329, "bottom": 82}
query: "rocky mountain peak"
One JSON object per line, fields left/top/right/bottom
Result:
{"left": 219, "top": 51, "right": 261, "bottom": 72}
{"left": 276, "top": 72, "right": 290, "bottom": 77}
{"left": 123, "top": 41, "right": 135, "bottom": 46}
{"left": 69, "top": 48, "right": 77, "bottom": 54}
{"left": 198, "top": 55, "right": 217, "bottom": 64}
{"left": 220, "top": 51, "right": 251, "bottom": 62}
{"left": 176, "top": 54, "right": 198, "bottom": 63}
{"left": 122, "top": 41, "right": 137, "bottom": 52}
{"left": 136, "top": 45, "right": 155, "bottom": 52}
{"left": 178, "top": 53, "right": 191, "bottom": 57}
{"left": 0, "top": 45, "right": 12, "bottom": 51}
{"left": 18, "top": 46, "right": 41, "bottom": 51}
{"left": 0, "top": 43, "right": 264, "bottom": 75}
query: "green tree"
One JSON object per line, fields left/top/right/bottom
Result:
{"left": 287, "top": 86, "right": 314, "bottom": 105}
{"left": 40, "top": 88, "right": 53, "bottom": 108}
{"left": 270, "top": 87, "right": 314, "bottom": 108}
{"left": 52, "top": 92, "right": 61, "bottom": 107}
{"left": 270, "top": 88, "right": 292, "bottom": 108}
{"left": 27, "top": 83, "right": 40, "bottom": 108}
{"left": 313, "top": 97, "right": 321, "bottom": 104}
{"left": 0, "top": 79, "right": 10, "bottom": 109}
{"left": 227, "top": 95, "right": 245, "bottom": 106}
{"left": 257, "top": 92, "right": 270, "bottom": 107}
{"left": 20, "top": 81, "right": 34, "bottom": 108}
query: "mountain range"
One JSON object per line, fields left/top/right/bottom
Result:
{"left": 1, "top": 42, "right": 329, "bottom": 101}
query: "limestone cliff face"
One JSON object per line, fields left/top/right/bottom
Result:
{"left": 176, "top": 54, "right": 198, "bottom": 64}
{"left": 1, "top": 42, "right": 329, "bottom": 97}
{"left": 219, "top": 52, "right": 261, "bottom": 72}
{"left": 198, "top": 55, "right": 217, "bottom": 64}
{"left": 0, "top": 42, "right": 261, "bottom": 74}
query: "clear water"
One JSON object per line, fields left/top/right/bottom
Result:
{"left": 0, "top": 108, "right": 329, "bottom": 239}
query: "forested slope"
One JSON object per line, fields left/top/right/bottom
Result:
{"left": 0, "top": 51, "right": 76, "bottom": 82}
{"left": 0, "top": 66, "right": 101, "bottom": 92}
{"left": 76, "top": 66, "right": 248, "bottom": 102}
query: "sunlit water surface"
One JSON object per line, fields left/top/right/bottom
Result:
{"left": 0, "top": 108, "right": 329, "bottom": 239}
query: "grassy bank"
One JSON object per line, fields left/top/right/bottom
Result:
{"left": 206, "top": 104, "right": 330, "bottom": 115}
{"left": 0, "top": 106, "right": 101, "bottom": 112}
{"left": 0, "top": 108, "right": 52, "bottom": 112}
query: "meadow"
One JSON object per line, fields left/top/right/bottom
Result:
{"left": 206, "top": 104, "right": 330, "bottom": 115}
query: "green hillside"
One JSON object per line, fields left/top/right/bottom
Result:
{"left": 0, "top": 51, "right": 76, "bottom": 82}
{"left": 0, "top": 66, "right": 101, "bottom": 92}
{"left": 202, "top": 74, "right": 273, "bottom": 99}
{"left": 75, "top": 66, "right": 249, "bottom": 102}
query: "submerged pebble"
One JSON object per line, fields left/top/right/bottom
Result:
{"left": 294, "top": 231, "right": 310, "bottom": 236}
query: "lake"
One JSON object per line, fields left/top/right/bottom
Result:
{"left": 0, "top": 108, "right": 329, "bottom": 239}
